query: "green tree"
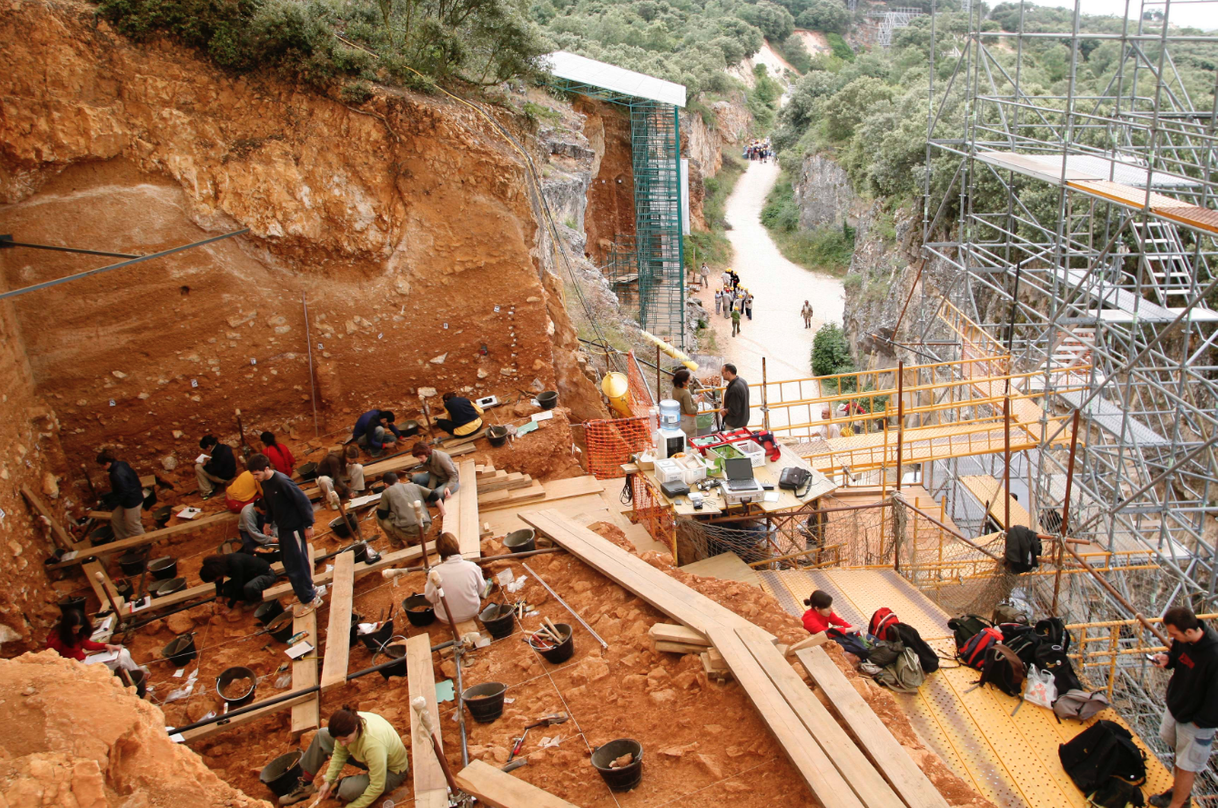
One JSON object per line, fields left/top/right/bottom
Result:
{"left": 795, "top": 0, "right": 849, "bottom": 34}
{"left": 738, "top": 0, "right": 795, "bottom": 42}
{"left": 825, "top": 76, "right": 893, "bottom": 141}
{"left": 812, "top": 323, "right": 854, "bottom": 377}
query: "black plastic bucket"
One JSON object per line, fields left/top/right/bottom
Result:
{"left": 260, "top": 751, "right": 303, "bottom": 798}
{"left": 330, "top": 514, "right": 358, "bottom": 540}
{"left": 359, "top": 619, "right": 395, "bottom": 653}
{"left": 114, "top": 579, "right": 134, "bottom": 601}
{"left": 153, "top": 505, "right": 173, "bottom": 529}
{"left": 163, "top": 633, "right": 197, "bottom": 667}
{"left": 463, "top": 682, "right": 507, "bottom": 723}
{"left": 487, "top": 426, "right": 509, "bottom": 447}
{"left": 537, "top": 391, "right": 559, "bottom": 410}
{"left": 58, "top": 596, "right": 86, "bottom": 616}
{"left": 530, "top": 623, "right": 574, "bottom": 664}
{"left": 377, "top": 644, "right": 408, "bottom": 681}
{"left": 403, "top": 595, "right": 436, "bottom": 627}
{"left": 297, "top": 462, "right": 318, "bottom": 481}
{"left": 150, "top": 577, "right": 186, "bottom": 598}
{"left": 117, "top": 668, "right": 147, "bottom": 699}
{"left": 266, "top": 612, "right": 295, "bottom": 643}
{"left": 254, "top": 600, "right": 285, "bottom": 626}
{"left": 591, "top": 739, "right": 644, "bottom": 792}
{"left": 90, "top": 525, "right": 115, "bottom": 546}
{"left": 351, "top": 542, "right": 369, "bottom": 564}
{"left": 148, "top": 557, "right": 177, "bottom": 580}
{"left": 217, "top": 666, "right": 257, "bottom": 707}
{"left": 118, "top": 549, "right": 148, "bottom": 577}
{"left": 479, "top": 604, "right": 515, "bottom": 640}
{"left": 503, "top": 529, "right": 536, "bottom": 553}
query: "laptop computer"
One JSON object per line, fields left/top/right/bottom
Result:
{"left": 723, "top": 457, "right": 762, "bottom": 491}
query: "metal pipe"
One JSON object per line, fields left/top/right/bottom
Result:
{"left": 1053, "top": 409, "right": 1083, "bottom": 614}
{"left": 896, "top": 361, "right": 904, "bottom": 491}
{"left": 302, "top": 292, "right": 320, "bottom": 438}
{"left": 1, "top": 239, "right": 141, "bottom": 259}
{"left": 522, "top": 562, "right": 608, "bottom": 649}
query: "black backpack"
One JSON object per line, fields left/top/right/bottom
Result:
{"left": 1002, "top": 626, "right": 1043, "bottom": 666}
{"left": 978, "top": 644, "right": 1026, "bottom": 697}
{"left": 1005, "top": 525, "right": 1042, "bottom": 573}
{"left": 949, "top": 614, "right": 993, "bottom": 652}
{"left": 1059, "top": 720, "right": 1147, "bottom": 794}
{"left": 1035, "top": 617, "right": 1070, "bottom": 652}
{"left": 1089, "top": 779, "right": 1145, "bottom": 808}
{"left": 1034, "top": 642, "right": 1083, "bottom": 695}
{"left": 894, "top": 622, "right": 940, "bottom": 674}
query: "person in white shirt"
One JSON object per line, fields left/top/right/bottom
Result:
{"left": 816, "top": 406, "right": 842, "bottom": 441}
{"left": 424, "top": 532, "right": 487, "bottom": 624}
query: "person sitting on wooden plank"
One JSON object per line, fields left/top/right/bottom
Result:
{"left": 434, "top": 392, "right": 483, "bottom": 437}
{"left": 278, "top": 706, "right": 410, "bottom": 807}
{"left": 375, "top": 471, "right": 445, "bottom": 549}
{"left": 224, "top": 467, "right": 263, "bottom": 514}
{"left": 238, "top": 498, "right": 278, "bottom": 555}
{"left": 196, "top": 435, "right": 237, "bottom": 500}
{"left": 410, "top": 442, "right": 459, "bottom": 498}
{"left": 200, "top": 553, "right": 276, "bottom": 613}
{"left": 96, "top": 451, "right": 145, "bottom": 539}
{"left": 424, "top": 532, "right": 487, "bottom": 623}
{"left": 316, "top": 446, "right": 366, "bottom": 508}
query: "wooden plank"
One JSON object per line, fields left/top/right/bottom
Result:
{"left": 458, "top": 460, "right": 480, "bottom": 560}
{"left": 797, "top": 646, "right": 951, "bottom": 808}
{"left": 440, "top": 428, "right": 488, "bottom": 449}
{"left": 455, "top": 760, "right": 580, "bottom": 808}
{"left": 649, "top": 623, "right": 712, "bottom": 648}
{"left": 50, "top": 511, "right": 239, "bottom": 567}
{"left": 291, "top": 544, "right": 320, "bottom": 734}
{"left": 20, "top": 486, "right": 76, "bottom": 551}
{"left": 520, "top": 510, "right": 772, "bottom": 641}
{"left": 478, "top": 481, "right": 545, "bottom": 508}
{"left": 261, "top": 540, "right": 437, "bottom": 602}
{"left": 656, "top": 640, "right": 711, "bottom": 655}
{"left": 476, "top": 472, "right": 531, "bottom": 493}
{"left": 84, "top": 560, "right": 126, "bottom": 613}
{"left": 320, "top": 552, "right": 356, "bottom": 691}
{"left": 735, "top": 625, "right": 903, "bottom": 808}
{"left": 479, "top": 476, "right": 605, "bottom": 513}
{"left": 179, "top": 691, "right": 316, "bottom": 743}
{"left": 407, "top": 633, "right": 449, "bottom": 803}
{"left": 709, "top": 627, "right": 867, "bottom": 808}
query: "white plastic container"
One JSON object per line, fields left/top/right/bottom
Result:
{"left": 677, "top": 455, "right": 707, "bottom": 484}
{"left": 654, "top": 458, "right": 685, "bottom": 484}
{"left": 735, "top": 439, "right": 766, "bottom": 468}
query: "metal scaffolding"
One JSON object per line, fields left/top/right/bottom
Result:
{"left": 912, "top": 0, "right": 1218, "bottom": 788}
{"left": 874, "top": 7, "right": 924, "bottom": 48}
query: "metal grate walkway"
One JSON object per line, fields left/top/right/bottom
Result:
{"left": 757, "top": 567, "right": 1180, "bottom": 808}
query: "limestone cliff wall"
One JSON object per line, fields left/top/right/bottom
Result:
{"left": 793, "top": 153, "right": 857, "bottom": 230}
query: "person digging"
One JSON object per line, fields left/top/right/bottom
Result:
{"left": 278, "top": 706, "right": 409, "bottom": 806}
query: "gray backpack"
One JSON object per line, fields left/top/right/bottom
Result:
{"left": 875, "top": 646, "right": 925, "bottom": 693}
{"left": 1053, "top": 688, "right": 1110, "bottom": 721}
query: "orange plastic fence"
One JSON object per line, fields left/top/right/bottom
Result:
{"left": 584, "top": 415, "right": 653, "bottom": 479}
{"left": 631, "top": 473, "right": 677, "bottom": 557}
{"left": 626, "top": 349, "right": 654, "bottom": 417}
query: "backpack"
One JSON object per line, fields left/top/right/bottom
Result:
{"left": 894, "top": 622, "right": 940, "bottom": 674}
{"left": 960, "top": 626, "right": 1004, "bottom": 669}
{"left": 869, "top": 608, "right": 901, "bottom": 642}
{"left": 993, "top": 603, "right": 1029, "bottom": 625}
{"left": 978, "top": 644, "right": 1026, "bottom": 697}
{"left": 875, "top": 646, "right": 925, "bottom": 693}
{"left": 828, "top": 629, "right": 871, "bottom": 661}
{"left": 1035, "top": 617, "right": 1070, "bottom": 652}
{"left": 1059, "top": 720, "right": 1147, "bottom": 793}
{"left": 1089, "top": 778, "right": 1146, "bottom": 807}
{"left": 1053, "top": 688, "right": 1111, "bottom": 722}
{"left": 1003, "top": 627, "right": 1043, "bottom": 666}
{"left": 1005, "top": 525, "right": 1042, "bottom": 573}
{"left": 868, "top": 639, "right": 904, "bottom": 668}
{"left": 1034, "top": 642, "right": 1083, "bottom": 694}
{"left": 949, "top": 614, "right": 993, "bottom": 652}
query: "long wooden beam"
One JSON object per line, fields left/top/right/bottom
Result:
{"left": 455, "top": 760, "right": 580, "bottom": 808}
{"left": 50, "top": 511, "right": 239, "bottom": 568}
{"left": 320, "top": 552, "right": 356, "bottom": 691}
{"left": 457, "top": 460, "right": 480, "bottom": 559}
{"left": 291, "top": 545, "right": 320, "bottom": 735}
{"left": 407, "top": 633, "right": 449, "bottom": 808}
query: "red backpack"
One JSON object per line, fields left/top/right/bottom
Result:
{"left": 869, "top": 608, "right": 900, "bottom": 642}
{"left": 960, "top": 627, "right": 1004, "bottom": 669}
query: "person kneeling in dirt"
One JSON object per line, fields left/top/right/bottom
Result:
{"left": 238, "top": 498, "right": 278, "bottom": 556}
{"left": 316, "top": 445, "right": 366, "bottom": 508}
{"left": 425, "top": 532, "right": 487, "bottom": 624}
{"left": 434, "top": 391, "right": 484, "bottom": 437}
{"left": 376, "top": 472, "right": 446, "bottom": 549}
{"left": 200, "top": 553, "right": 276, "bottom": 613}
{"left": 280, "top": 706, "right": 409, "bottom": 807}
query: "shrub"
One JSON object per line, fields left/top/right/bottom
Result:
{"left": 826, "top": 32, "right": 854, "bottom": 61}
{"left": 812, "top": 322, "right": 854, "bottom": 377}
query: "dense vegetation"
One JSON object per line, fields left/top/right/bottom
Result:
{"left": 760, "top": 173, "right": 855, "bottom": 276}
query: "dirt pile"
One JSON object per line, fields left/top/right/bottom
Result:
{"left": 0, "top": 651, "right": 271, "bottom": 808}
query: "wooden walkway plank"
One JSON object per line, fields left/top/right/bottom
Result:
{"left": 291, "top": 544, "right": 320, "bottom": 735}
{"left": 797, "top": 646, "right": 951, "bottom": 808}
{"left": 454, "top": 760, "right": 580, "bottom": 808}
{"left": 457, "top": 460, "right": 480, "bottom": 559}
{"left": 320, "top": 552, "right": 356, "bottom": 691}
{"left": 20, "top": 487, "right": 76, "bottom": 551}
{"left": 49, "top": 511, "right": 239, "bottom": 567}
{"left": 180, "top": 690, "right": 317, "bottom": 743}
{"left": 480, "top": 476, "right": 604, "bottom": 513}
{"left": 708, "top": 627, "right": 867, "bottom": 808}
{"left": 407, "top": 633, "right": 448, "bottom": 805}
{"left": 261, "top": 540, "right": 437, "bottom": 602}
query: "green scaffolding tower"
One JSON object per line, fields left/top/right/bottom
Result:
{"left": 543, "top": 51, "right": 687, "bottom": 347}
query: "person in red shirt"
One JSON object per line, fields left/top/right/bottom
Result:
{"left": 260, "top": 431, "right": 296, "bottom": 476}
{"left": 47, "top": 609, "right": 143, "bottom": 674}
{"left": 801, "top": 590, "right": 858, "bottom": 635}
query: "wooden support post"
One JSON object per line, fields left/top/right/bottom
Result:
{"left": 290, "top": 544, "right": 319, "bottom": 735}
{"left": 896, "top": 360, "right": 904, "bottom": 491}
{"left": 1003, "top": 396, "right": 1011, "bottom": 535}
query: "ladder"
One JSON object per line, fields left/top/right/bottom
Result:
{"left": 1131, "top": 219, "right": 1196, "bottom": 307}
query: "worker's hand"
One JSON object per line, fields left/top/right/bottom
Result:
{"left": 315, "top": 780, "right": 332, "bottom": 802}
{"left": 106, "top": 643, "right": 123, "bottom": 652}
{"left": 304, "top": 526, "right": 315, "bottom": 540}
{"left": 443, "top": 488, "right": 452, "bottom": 500}
{"left": 1152, "top": 653, "right": 1169, "bottom": 668}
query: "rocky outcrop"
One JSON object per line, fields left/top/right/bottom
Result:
{"left": 0, "top": 651, "right": 271, "bottom": 807}
{"left": 793, "top": 153, "right": 857, "bottom": 230}
{"left": 842, "top": 202, "right": 923, "bottom": 364}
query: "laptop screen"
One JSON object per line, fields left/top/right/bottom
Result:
{"left": 725, "top": 456, "right": 752, "bottom": 481}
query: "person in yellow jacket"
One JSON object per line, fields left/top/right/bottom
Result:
{"left": 434, "top": 392, "right": 483, "bottom": 437}
{"left": 279, "top": 707, "right": 409, "bottom": 806}
{"left": 223, "top": 468, "right": 262, "bottom": 514}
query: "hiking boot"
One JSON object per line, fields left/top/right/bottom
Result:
{"left": 293, "top": 597, "right": 323, "bottom": 618}
{"left": 1149, "top": 789, "right": 1173, "bottom": 808}
{"left": 278, "top": 782, "right": 316, "bottom": 805}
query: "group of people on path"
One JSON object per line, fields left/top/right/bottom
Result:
{"left": 745, "top": 138, "right": 774, "bottom": 163}
{"left": 712, "top": 268, "right": 753, "bottom": 337}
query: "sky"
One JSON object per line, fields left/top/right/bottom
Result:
{"left": 1023, "top": 0, "right": 1218, "bottom": 30}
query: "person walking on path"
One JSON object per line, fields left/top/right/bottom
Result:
{"left": 97, "top": 451, "right": 144, "bottom": 540}
{"left": 699, "top": 262, "right": 710, "bottom": 288}
{"left": 721, "top": 364, "right": 750, "bottom": 429}
{"left": 249, "top": 454, "right": 321, "bottom": 617}
{"left": 731, "top": 304, "right": 742, "bottom": 337}
{"left": 1149, "top": 606, "right": 1218, "bottom": 807}
{"left": 744, "top": 291, "right": 754, "bottom": 320}
{"left": 714, "top": 289, "right": 722, "bottom": 316}
{"left": 801, "top": 300, "right": 814, "bottom": 328}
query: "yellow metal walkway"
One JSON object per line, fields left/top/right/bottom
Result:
{"left": 757, "top": 568, "right": 1179, "bottom": 808}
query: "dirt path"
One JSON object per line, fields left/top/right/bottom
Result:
{"left": 708, "top": 160, "right": 845, "bottom": 388}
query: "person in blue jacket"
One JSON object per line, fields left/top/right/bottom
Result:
{"left": 96, "top": 451, "right": 145, "bottom": 540}
{"left": 352, "top": 410, "right": 401, "bottom": 457}
{"left": 249, "top": 454, "right": 322, "bottom": 617}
